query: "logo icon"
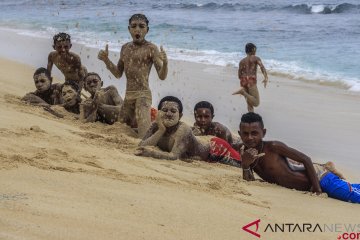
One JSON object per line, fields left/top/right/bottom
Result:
{"left": 242, "top": 219, "right": 261, "bottom": 238}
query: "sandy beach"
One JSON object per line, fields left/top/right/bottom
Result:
{"left": 0, "top": 29, "right": 360, "bottom": 240}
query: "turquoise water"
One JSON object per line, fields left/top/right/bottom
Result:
{"left": 1, "top": 0, "right": 360, "bottom": 91}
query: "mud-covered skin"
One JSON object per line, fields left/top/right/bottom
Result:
{"left": 47, "top": 40, "right": 87, "bottom": 88}
{"left": 137, "top": 102, "right": 209, "bottom": 160}
{"left": 98, "top": 17, "right": 167, "bottom": 136}
{"left": 81, "top": 75, "right": 123, "bottom": 124}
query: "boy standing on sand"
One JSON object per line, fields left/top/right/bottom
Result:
{"left": 98, "top": 14, "right": 168, "bottom": 138}
{"left": 47, "top": 32, "right": 87, "bottom": 90}
{"left": 233, "top": 43, "right": 268, "bottom": 112}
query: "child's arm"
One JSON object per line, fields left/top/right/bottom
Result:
{"left": 257, "top": 57, "right": 268, "bottom": 88}
{"left": 98, "top": 44, "right": 124, "bottom": 79}
{"left": 22, "top": 93, "right": 50, "bottom": 107}
{"left": 153, "top": 45, "right": 168, "bottom": 80}
{"left": 47, "top": 53, "right": 54, "bottom": 76}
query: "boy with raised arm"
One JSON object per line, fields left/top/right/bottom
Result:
{"left": 233, "top": 43, "right": 268, "bottom": 112}
{"left": 47, "top": 32, "right": 87, "bottom": 89}
{"left": 239, "top": 112, "right": 359, "bottom": 203}
{"left": 80, "top": 72, "right": 123, "bottom": 124}
{"left": 98, "top": 14, "right": 168, "bottom": 137}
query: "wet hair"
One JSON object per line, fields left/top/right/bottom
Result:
{"left": 245, "top": 43, "right": 256, "bottom": 54}
{"left": 240, "top": 112, "right": 264, "bottom": 128}
{"left": 158, "top": 96, "right": 183, "bottom": 114}
{"left": 33, "top": 67, "right": 51, "bottom": 80}
{"left": 129, "top": 14, "right": 149, "bottom": 26}
{"left": 62, "top": 80, "right": 80, "bottom": 93}
{"left": 53, "top": 32, "right": 71, "bottom": 45}
{"left": 83, "top": 72, "right": 101, "bottom": 82}
{"left": 194, "top": 101, "right": 214, "bottom": 116}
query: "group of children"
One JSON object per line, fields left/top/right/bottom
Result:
{"left": 22, "top": 13, "right": 359, "bottom": 204}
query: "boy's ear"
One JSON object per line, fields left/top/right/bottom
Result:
{"left": 128, "top": 26, "right": 130, "bottom": 31}
{"left": 212, "top": 114, "right": 215, "bottom": 119}
{"left": 147, "top": 26, "right": 149, "bottom": 32}
{"left": 52, "top": 44, "right": 56, "bottom": 50}
{"left": 179, "top": 113, "right": 183, "bottom": 119}
{"left": 101, "top": 81, "right": 103, "bottom": 87}
{"left": 263, "top": 128, "right": 267, "bottom": 137}
{"left": 69, "top": 43, "right": 72, "bottom": 48}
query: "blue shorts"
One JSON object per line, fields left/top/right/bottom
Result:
{"left": 320, "top": 172, "right": 360, "bottom": 203}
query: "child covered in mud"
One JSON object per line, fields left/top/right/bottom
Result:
{"left": 98, "top": 14, "right": 168, "bottom": 137}
{"left": 80, "top": 72, "right": 123, "bottom": 124}
{"left": 47, "top": 32, "right": 87, "bottom": 90}
{"left": 22, "top": 67, "right": 62, "bottom": 107}
{"left": 136, "top": 96, "right": 241, "bottom": 168}
{"left": 233, "top": 43, "right": 268, "bottom": 112}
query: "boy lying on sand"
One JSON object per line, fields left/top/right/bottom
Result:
{"left": 239, "top": 112, "right": 359, "bottom": 203}
{"left": 136, "top": 96, "right": 241, "bottom": 167}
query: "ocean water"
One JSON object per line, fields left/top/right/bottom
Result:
{"left": 1, "top": 0, "right": 360, "bottom": 91}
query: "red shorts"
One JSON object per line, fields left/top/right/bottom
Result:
{"left": 208, "top": 137, "right": 241, "bottom": 167}
{"left": 240, "top": 76, "right": 257, "bottom": 88}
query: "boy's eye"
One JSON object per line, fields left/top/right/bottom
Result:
{"left": 171, "top": 109, "right": 178, "bottom": 113}
{"left": 161, "top": 108, "right": 168, "bottom": 112}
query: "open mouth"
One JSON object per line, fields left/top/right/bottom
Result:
{"left": 135, "top": 34, "right": 140, "bottom": 39}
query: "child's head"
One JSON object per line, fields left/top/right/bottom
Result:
{"left": 158, "top": 96, "right": 183, "bottom": 127}
{"left": 128, "top": 14, "right": 149, "bottom": 44}
{"left": 53, "top": 32, "right": 72, "bottom": 55}
{"left": 83, "top": 72, "right": 103, "bottom": 95}
{"left": 61, "top": 81, "right": 80, "bottom": 106}
{"left": 193, "top": 101, "right": 214, "bottom": 129}
{"left": 33, "top": 67, "right": 52, "bottom": 92}
{"left": 239, "top": 112, "right": 266, "bottom": 148}
{"left": 245, "top": 43, "right": 256, "bottom": 55}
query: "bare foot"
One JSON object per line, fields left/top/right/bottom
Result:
{"left": 232, "top": 88, "right": 246, "bottom": 96}
{"left": 324, "top": 161, "right": 346, "bottom": 179}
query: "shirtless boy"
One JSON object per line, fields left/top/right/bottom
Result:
{"left": 98, "top": 14, "right": 168, "bottom": 137}
{"left": 136, "top": 96, "right": 241, "bottom": 167}
{"left": 61, "top": 81, "right": 82, "bottom": 114}
{"left": 233, "top": 43, "right": 268, "bottom": 112}
{"left": 239, "top": 112, "right": 360, "bottom": 203}
{"left": 192, "top": 101, "right": 233, "bottom": 144}
{"left": 80, "top": 72, "right": 123, "bottom": 124}
{"left": 22, "top": 67, "right": 62, "bottom": 107}
{"left": 47, "top": 32, "right": 87, "bottom": 89}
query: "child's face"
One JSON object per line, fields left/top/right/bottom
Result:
{"left": 160, "top": 101, "right": 181, "bottom": 127}
{"left": 62, "top": 85, "right": 78, "bottom": 106}
{"left": 194, "top": 108, "right": 213, "bottom": 130}
{"left": 33, "top": 73, "right": 51, "bottom": 92}
{"left": 128, "top": 19, "right": 148, "bottom": 44}
{"left": 84, "top": 75, "right": 102, "bottom": 95}
{"left": 53, "top": 40, "right": 72, "bottom": 55}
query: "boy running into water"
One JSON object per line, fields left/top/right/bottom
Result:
{"left": 98, "top": 14, "right": 168, "bottom": 137}
{"left": 233, "top": 43, "right": 268, "bottom": 112}
{"left": 47, "top": 32, "right": 87, "bottom": 90}
{"left": 81, "top": 72, "right": 123, "bottom": 124}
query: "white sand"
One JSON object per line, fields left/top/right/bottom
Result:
{"left": 0, "top": 29, "right": 359, "bottom": 240}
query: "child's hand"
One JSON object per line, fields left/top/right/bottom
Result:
{"left": 262, "top": 77, "right": 268, "bottom": 88}
{"left": 159, "top": 46, "right": 168, "bottom": 64}
{"left": 98, "top": 44, "right": 109, "bottom": 61}
{"left": 156, "top": 111, "right": 166, "bottom": 132}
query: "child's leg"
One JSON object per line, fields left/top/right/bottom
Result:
{"left": 320, "top": 172, "right": 360, "bottom": 203}
{"left": 246, "top": 85, "right": 260, "bottom": 112}
{"left": 120, "top": 98, "right": 135, "bottom": 127}
{"left": 135, "top": 97, "right": 151, "bottom": 138}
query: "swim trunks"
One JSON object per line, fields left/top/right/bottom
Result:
{"left": 320, "top": 172, "right": 360, "bottom": 203}
{"left": 240, "top": 76, "right": 257, "bottom": 88}
{"left": 208, "top": 137, "right": 241, "bottom": 168}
